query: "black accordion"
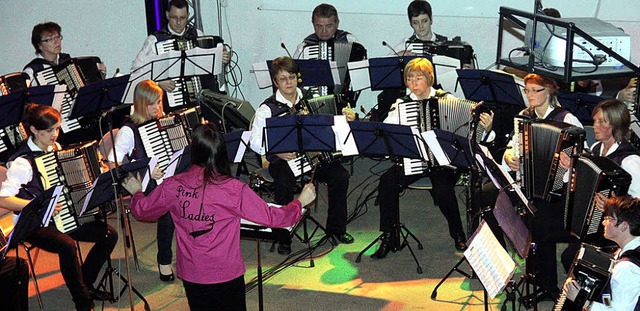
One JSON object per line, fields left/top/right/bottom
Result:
{"left": 34, "top": 56, "right": 103, "bottom": 93}
{"left": 554, "top": 244, "right": 615, "bottom": 311}
{"left": 0, "top": 72, "right": 29, "bottom": 95}
{"left": 405, "top": 38, "right": 475, "bottom": 66}
{"left": 564, "top": 155, "right": 631, "bottom": 240}
{"left": 137, "top": 113, "right": 196, "bottom": 176}
{"left": 396, "top": 96, "right": 479, "bottom": 175}
{"left": 518, "top": 119, "right": 585, "bottom": 201}
{"left": 35, "top": 141, "right": 103, "bottom": 233}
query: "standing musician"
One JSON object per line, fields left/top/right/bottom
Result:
{"left": 502, "top": 73, "right": 584, "bottom": 300}
{"left": 23, "top": 22, "right": 106, "bottom": 86}
{"left": 122, "top": 124, "right": 316, "bottom": 311}
{"left": 0, "top": 104, "right": 117, "bottom": 311}
{"left": 249, "top": 56, "right": 354, "bottom": 255}
{"left": 559, "top": 99, "right": 640, "bottom": 272}
{"left": 561, "top": 196, "right": 640, "bottom": 311}
{"left": 106, "top": 80, "right": 172, "bottom": 281}
{"left": 292, "top": 3, "right": 365, "bottom": 107}
{"left": 131, "top": 0, "right": 230, "bottom": 111}
{"left": 371, "top": 58, "right": 490, "bottom": 258}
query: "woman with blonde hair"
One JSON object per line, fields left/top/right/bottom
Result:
{"left": 108, "top": 79, "right": 175, "bottom": 281}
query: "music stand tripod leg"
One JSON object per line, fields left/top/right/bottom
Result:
{"left": 430, "top": 256, "right": 473, "bottom": 300}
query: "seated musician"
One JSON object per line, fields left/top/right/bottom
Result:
{"left": 122, "top": 123, "right": 316, "bottom": 311}
{"left": 0, "top": 103, "right": 117, "bottom": 311}
{"left": 0, "top": 254, "right": 29, "bottom": 311}
{"left": 292, "top": 3, "right": 364, "bottom": 107}
{"left": 561, "top": 196, "right": 640, "bottom": 311}
{"left": 249, "top": 56, "right": 354, "bottom": 255}
{"left": 131, "top": 0, "right": 230, "bottom": 111}
{"left": 560, "top": 99, "right": 640, "bottom": 272}
{"left": 106, "top": 80, "right": 173, "bottom": 281}
{"left": 502, "top": 73, "right": 584, "bottom": 301}
{"left": 23, "top": 21, "right": 106, "bottom": 86}
{"left": 393, "top": 0, "right": 474, "bottom": 69}
{"left": 372, "top": 57, "right": 481, "bottom": 259}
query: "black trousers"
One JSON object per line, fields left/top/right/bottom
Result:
{"left": 269, "top": 159, "right": 349, "bottom": 235}
{"left": 26, "top": 220, "right": 118, "bottom": 311}
{"left": 377, "top": 165, "right": 465, "bottom": 240}
{"left": 183, "top": 275, "right": 246, "bottom": 311}
{"left": 0, "top": 256, "right": 29, "bottom": 311}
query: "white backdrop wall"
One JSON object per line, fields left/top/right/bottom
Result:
{"left": 1, "top": 0, "right": 638, "bottom": 110}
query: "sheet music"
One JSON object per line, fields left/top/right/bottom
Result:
{"left": 165, "top": 148, "right": 185, "bottom": 180}
{"left": 122, "top": 63, "right": 153, "bottom": 104}
{"left": 41, "top": 185, "right": 64, "bottom": 227}
{"left": 328, "top": 61, "right": 340, "bottom": 86}
{"left": 475, "top": 145, "right": 528, "bottom": 207}
{"left": 432, "top": 55, "right": 464, "bottom": 99}
{"left": 464, "top": 221, "right": 516, "bottom": 299}
{"left": 346, "top": 59, "right": 370, "bottom": 92}
{"left": 145, "top": 156, "right": 160, "bottom": 186}
{"left": 252, "top": 62, "right": 273, "bottom": 89}
{"left": 333, "top": 115, "right": 358, "bottom": 156}
{"left": 233, "top": 131, "right": 251, "bottom": 163}
{"left": 422, "top": 130, "right": 448, "bottom": 165}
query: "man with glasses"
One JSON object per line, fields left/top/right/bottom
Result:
{"left": 561, "top": 196, "right": 640, "bottom": 310}
{"left": 23, "top": 22, "right": 106, "bottom": 86}
{"left": 131, "top": 0, "right": 230, "bottom": 104}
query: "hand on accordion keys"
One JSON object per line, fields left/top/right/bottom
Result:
{"left": 562, "top": 277, "right": 581, "bottom": 302}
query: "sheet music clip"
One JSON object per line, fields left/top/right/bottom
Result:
{"left": 264, "top": 114, "right": 336, "bottom": 154}
{"left": 456, "top": 69, "right": 526, "bottom": 107}
{"left": 345, "top": 121, "right": 423, "bottom": 159}
{"left": 556, "top": 91, "right": 604, "bottom": 125}
{"left": 70, "top": 75, "right": 131, "bottom": 120}
{"left": 3, "top": 186, "right": 63, "bottom": 258}
{"left": 80, "top": 158, "right": 153, "bottom": 216}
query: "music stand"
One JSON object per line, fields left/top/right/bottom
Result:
{"left": 70, "top": 75, "right": 131, "bottom": 120}
{"left": 556, "top": 91, "right": 603, "bottom": 126}
{"left": 346, "top": 121, "right": 425, "bottom": 273}
{"left": 457, "top": 69, "right": 525, "bottom": 107}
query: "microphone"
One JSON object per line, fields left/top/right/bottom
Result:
{"left": 280, "top": 42, "right": 293, "bottom": 59}
{"left": 382, "top": 41, "right": 405, "bottom": 58}
{"left": 102, "top": 103, "right": 132, "bottom": 118}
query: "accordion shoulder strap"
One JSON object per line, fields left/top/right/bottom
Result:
{"left": 620, "top": 247, "right": 640, "bottom": 267}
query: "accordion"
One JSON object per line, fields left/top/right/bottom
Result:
{"left": 0, "top": 72, "right": 29, "bottom": 95}
{"left": 396, "top": 96, "right": 478, "bottom": 175}
{"left": 405, "top": 38, "right": 475, "bottom": 66}
{"left": 34, "top": 56, "right": 103, "bottom": 93}
{"left": 35, "top": 141, "right": 103, "bottom": 233}
{"left": 554, "top": 244, "right": 615, "bottom": 311}
{"left": 137, "top": 115, "right": 192, "bottom": 178}
{"left": 518, "top": 119, "right": 585, "bottom": 201}
{"left": 564, "top": 155, "right": 631, "bottom": 240}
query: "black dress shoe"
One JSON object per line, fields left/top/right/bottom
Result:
{"left": 158, "top": 264, "right": 175, "bottom": 282}
{"left": 454, "top": 233, "right": 468, "bottom": 251}
{"left": 277, "top": 242, "right": 292, "bottom": 255}
{"left": 332, "top": 233, "right": 355, "bottom": 244}
{"left": 87, "top": 286, "right": 111, "bottom": 301}
{"left": 371, "top": 232, "right": 392, "bottom": 259}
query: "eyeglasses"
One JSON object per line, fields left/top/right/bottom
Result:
{"left": 603, "top": 216, "right": 617, "bottom": 222}
{"left": 523, "top": 88, "right": 546, "bottom": 94}
{"left": 275, "top": 74, "right": 297, "bottom": 83}
{"left": 41, "top": 35, "right": 63, "bottom": 44}
{"left": 406, "top": 76, "right": 426, "bottom": 83}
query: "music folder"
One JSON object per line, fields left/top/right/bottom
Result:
{"left": 345, "top": 121, "right": 423, "bottom": 159}
{"left": 3, "top": 186, "right": 63, "bottom": 258}
{"left": 70, "top": 75, "right": 131, "bottom": 120}
{"left": 80, "top": 158, "right": 153, "bottom": 216}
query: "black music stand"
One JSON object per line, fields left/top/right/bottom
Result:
{"left": 70, "top": 75, "right": 131, "bottom": 120}
{"left": 266, "top": 59, "right": 337, "bottom": 88}
{"left": 3, "top": 186, "right": 61, "bottom": 310}
{"left": 347, "top": 121, "right": 424, "bottom": 273}
{"left": 80, "top": 158, "right": 151, "bottom": 310}
{"left": 556, "top": 91, "right": 603, "bottom": 126}
{"left": 263, "top": 114, "right": 335, "bottom": 247}
{"left": 369, "top": 55, "right": 426, "bottom": 91}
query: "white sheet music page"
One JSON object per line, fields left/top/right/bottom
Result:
{"left": 233, "top": 131, "right": 252, "bottom": 163}
{"left": 464, "top": 221, "right": 516, "bottom": 299}
{"left": 251, "top": 61, "right": 273, "bottom": 89}
{"left": 422, "top": 130, "right": 449, "bottom": 165}
{"left": 475, "top": 145, "right": 528, "bottom": 206}
{"left": 165, "top": 148, "right": 185, "bottom": 180}
{"left": 144, "top": 156, "right": 159, "bottom": 188}
{"left": 333, "top": 115, "right": 358, "bottom": 156}
{"left": 43, "top": 185, "right": 64, "bottom": 227}
{"left": 347, "top": 59, "right": 370, "bottom": 91}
